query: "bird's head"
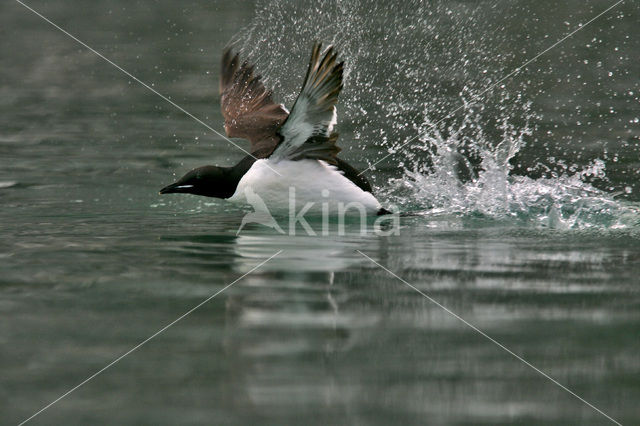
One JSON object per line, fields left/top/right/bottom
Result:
{"left": 159, "top": 165, "right": 235, "bottom": 199}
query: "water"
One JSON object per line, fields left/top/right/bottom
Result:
{"left": 1, "top": 0, "right": 639, "bottom": 424}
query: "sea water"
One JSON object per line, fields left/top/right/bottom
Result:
{"left": 1, "top": 1, "right": 639, "bottom": 424}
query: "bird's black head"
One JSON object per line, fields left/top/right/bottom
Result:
{"left": 159, "top": 165, "right": 237, "bottom": 199}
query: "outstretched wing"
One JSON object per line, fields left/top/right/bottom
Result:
{"left": 220, "top": 48, "right": 289, "bottom": 157}
{"left": 269, "top": 42, "right": 344, "bottom": 165}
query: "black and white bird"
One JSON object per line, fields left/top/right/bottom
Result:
{"left": 160, "top": 42, "right": 389, "bottom": 215}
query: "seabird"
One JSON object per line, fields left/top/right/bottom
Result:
{"left": 160, "top": 42, "right": 390, "bottom": 216}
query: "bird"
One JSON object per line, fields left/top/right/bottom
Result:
{"left": 160, "top": 41, "right": 390, "bottom": 216}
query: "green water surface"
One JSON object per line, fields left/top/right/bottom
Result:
{"left": 1, "top": 1, "right": 639, "bottom": 424}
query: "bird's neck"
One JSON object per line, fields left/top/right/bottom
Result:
{"left": 221, "top": 155, "right": 258, "bottom": 198}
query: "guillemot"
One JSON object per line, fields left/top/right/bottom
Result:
{"left": 160, "top": 42, "right": 389, "bottom": 216}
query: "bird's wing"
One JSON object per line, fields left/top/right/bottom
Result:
{"left": 220, "top": 48, "right": 289, "bottom": 158}
{"left": 269, "top": 42, "right": 344, "bottom": 165}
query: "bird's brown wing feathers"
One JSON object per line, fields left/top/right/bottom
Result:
{"left": 219, "top": 48, "right": 289, "bottom": 158}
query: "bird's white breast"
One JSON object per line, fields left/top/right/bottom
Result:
{"left": 228, "top": 159, "right": 381, "bottom": 215}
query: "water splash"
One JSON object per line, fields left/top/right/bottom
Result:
{"left": 381, "top": 94, "right": 639, "bottom": 229}
{"left": 233, "top": 0, "right": 640, "bottom": 229}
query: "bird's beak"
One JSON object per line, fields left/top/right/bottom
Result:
{"left": 159, "top": 182, "right": 193, "bottom": 194}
